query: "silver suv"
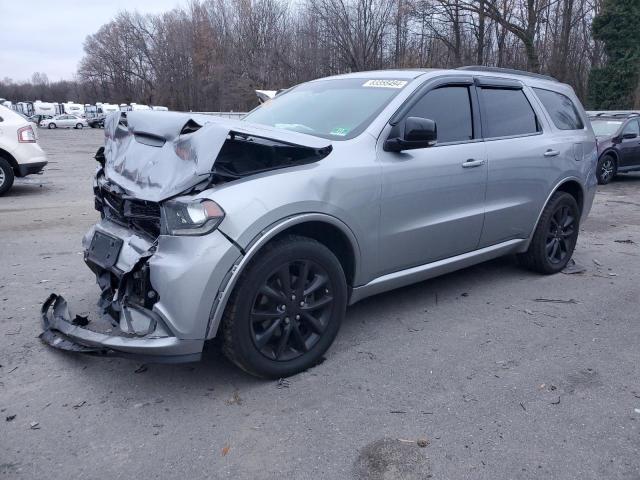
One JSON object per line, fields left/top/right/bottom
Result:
{"left": 41, "top": 67, "right": 597, "bottom": 377}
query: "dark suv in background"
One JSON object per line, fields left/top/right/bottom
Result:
{"left": 589, "top": 112, "right": 640, "bottom": 184}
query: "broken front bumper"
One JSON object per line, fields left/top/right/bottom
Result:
{"left": 40, "top": 218, "right": 242, "bottom": 362}
{"left": 40, "top": 293, "right": 203, "bottom": 362}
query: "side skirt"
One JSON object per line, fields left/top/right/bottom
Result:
{"left": 349, "top": 239, "right": 526, "bottom": 305}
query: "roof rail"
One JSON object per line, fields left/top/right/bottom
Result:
{"left": 589, "top": 111, "right": 640, "bottom": 118}
{"left": 457, "top": 66, "right": 558, "bottom": 82}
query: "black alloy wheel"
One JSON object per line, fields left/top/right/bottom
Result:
{"left": 545, "top": 204, "right": 576, "bottom": 265}
{"left": 517, "top": 191, "right": 580, "bottom": 274}
{"left": 222, "top": 235, "right": 347, "bottom": 378}
{"left": 251, "top": 259, "right": 334, "bottom": 361}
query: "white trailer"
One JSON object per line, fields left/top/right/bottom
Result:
{"left": 61, "top": 102, "right": 85, "bottom": 116}
{"left": 33, "top": 101, "right": 57, "bottom": 116}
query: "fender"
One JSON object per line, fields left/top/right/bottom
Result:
{"left": 205, "top": 212, "right": 361, "bottom": 339}
{"left": 518, "top": 176, "right": 585, "bottom": 252}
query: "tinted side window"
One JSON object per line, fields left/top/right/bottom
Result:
{"left": 479, "top": 88, "right": 539, "bottom": 138}
{"left": 533, "top": 88, "right": 584, "bottom": 130}
{"left": 407, "top": 86, "right": 473, "bottom": 143}
{"left": 622, "top": 119, "right": 640, "bottom": 136}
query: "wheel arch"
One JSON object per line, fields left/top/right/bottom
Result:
{"left": 520, "top": 177, "right": 585, "bottom": 252}
{"left": 0, "top": 147, "right": 19, "bottom": 173}
{"left": 599, "top": 148, "right": 619, "bottom": 165}
{"left": 206, "top": 213, "right": 361, "bottom": 338}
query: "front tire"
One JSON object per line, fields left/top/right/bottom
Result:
{"left": 222, "top": 235, "right": 347, "bottom": 378}
{"left": 597, "top": 154, "right": 616, "bottom": 185}
{"left": 75, "top": 123, "right": 83, "bottom": 129}
{"left": 48, "top": 123, "right": 56, "bottom": 129}
{"left": 0, "top": 157, "right": 15, "bottom": 196}
{"left": 517, "top": 192, "right": 580, "bottom": 274}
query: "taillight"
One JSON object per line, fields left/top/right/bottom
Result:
{"left": 18, "top": 125, "right": 36, "bottom": 143}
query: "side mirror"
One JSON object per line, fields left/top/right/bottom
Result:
{"left": 622, "top": 132, "right": 638, "bottom": 140}
{"left": 384, "top": 117, "right": 437, "bottom": 152}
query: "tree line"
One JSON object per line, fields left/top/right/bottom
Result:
{"left": 1, "top": 0, "right": 638, "bottom": 111}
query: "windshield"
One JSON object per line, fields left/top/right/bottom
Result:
{"left": 590, "top": 119, "right": 622, "bottom": 136}
{"left": 244, "top": 78, "right": 409, "bottom": 140}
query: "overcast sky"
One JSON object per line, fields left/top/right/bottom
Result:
{"left": 0, "top": 0, "right": 187, "bottom": 82}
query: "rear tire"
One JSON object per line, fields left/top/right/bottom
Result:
{"left": 517, "top": 192, "right": 580, "bottom": 274}
{"left": 597, "top": 154, "right": 616, "bottom": 185}
{"left": 0, "top": 157, "right": 15, "bottom": 196}
{"left": 222, "top": 235, "right": 347, "bottom": 378}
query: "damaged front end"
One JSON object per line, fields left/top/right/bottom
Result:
{"left": 40, "top": 219, "right": 205, "bottom": 362}
{"left": 40, "top": 110, "right": 332, "bottom": 362}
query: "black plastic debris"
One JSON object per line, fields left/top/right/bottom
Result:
{"left": 72, "top": 314, "right": 90, "bottom": 327}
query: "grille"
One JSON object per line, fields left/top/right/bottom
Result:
{"left": 98, "top": 184, "right": 161, "bottom": 238}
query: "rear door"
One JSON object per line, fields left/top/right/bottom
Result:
{"left": 377, "top": 77, "right": 488, "bottom": 274}
{"left": 477, "top": 80, "right": 557, "bottom": 247}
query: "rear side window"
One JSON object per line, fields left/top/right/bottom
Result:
{"left": 533, "top": 88, "right": 584, "bottom": 130}
{"left": 407, "top": 86, "right": 473, "bottom": 143}
{"left": 479, "top": 88, "right": 539, "bottom": 138}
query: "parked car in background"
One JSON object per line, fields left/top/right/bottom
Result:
{"left": 0, "top": 105, "right": 47, "bottom": 195}
{"left": 589, "top": 112, "right": 640, "bottom": 184}
{"left": 42, "top": 67, "right": 596, "bottom": 378}
{"left": 29, "top": 114, "right": 54, "bottom": 126}
{"left": 39, "top": 114, "right": 88, "bottom": 129}
{"left": 85, "top": 103, "right": 120, "bottom": 128}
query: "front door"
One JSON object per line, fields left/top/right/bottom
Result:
{"left": 618, "top": 119, "right": 640, "bottom": 168}
{"left": 377, "top": 82, "right": 487, "bottom": 275}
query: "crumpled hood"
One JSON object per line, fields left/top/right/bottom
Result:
{"left": 103, "top": 111, "right": 331, "bottom": 202}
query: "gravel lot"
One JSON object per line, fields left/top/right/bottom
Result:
{"left": 1, "top": 128, "right": 639, "bottom": 479}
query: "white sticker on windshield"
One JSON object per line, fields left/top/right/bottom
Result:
{"left": 362, "top": 80, "right": 407, "bottom": 89}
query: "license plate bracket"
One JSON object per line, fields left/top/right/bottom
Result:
{"left": 87, "top": 231, "right": 123, "bottom": 270}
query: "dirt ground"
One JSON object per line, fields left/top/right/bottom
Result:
{"left": 1, "top": 127, "right": 639, "bottom": 479}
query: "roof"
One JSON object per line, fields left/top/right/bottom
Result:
{"left": 313, "top": 66, "right": 567, "bottom": 91}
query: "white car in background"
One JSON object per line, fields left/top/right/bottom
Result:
{"left": 0, "top": 105, "right": 47, "bottom": 195}
{"left": 39, "top": 114, "right": 88, "bottom": 129}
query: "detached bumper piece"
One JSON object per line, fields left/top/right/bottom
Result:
{"left": 40, "top": 293, "right": 202, "bottom": 363}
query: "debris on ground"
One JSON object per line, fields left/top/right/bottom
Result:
{"left": 593, "top": 259, "right": 603, "bottom": 266}
{"left": 534, "top": 298, "right": 578, "bottom": 304}
{"left": 562, "top": 259, "right": 586, "bottom": 275}
{"left": 134, "top": 365, "right": 148, "bottom": 374}
{"left": 551, "top": 397, "right": 561, "bottom": 405}
{"left": 221, "top": 445, "right": 230, "bottom": 456}
{"left": 29, "top": 421, "right": 40, "bottom": 430}
{"left": 276, "top": 378, "right": 289, "bottom": 389}
{"left": 73, "top": 401, "right": 86, "bottom": 409}
{"left": 416, "top": 438, "right": 429, "bottom": 448}
{"left": 226, "top": 390, "right": 242, "bottom": 406}
{"left": 614, "top": 239, "right": 636, "bottom": 244}
{"left": 6, "top": 415, "right": 16, "bottom": 422}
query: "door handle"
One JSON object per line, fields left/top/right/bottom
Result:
{"left": 462, "top": 159, "right": 485, "bottom": 168}
{"left": 544, "top": 149, "right": 560, "bottom": 157}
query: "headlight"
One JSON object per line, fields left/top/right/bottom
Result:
{"left": 161, "top": 199, "right": 225, "bottom": 236}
